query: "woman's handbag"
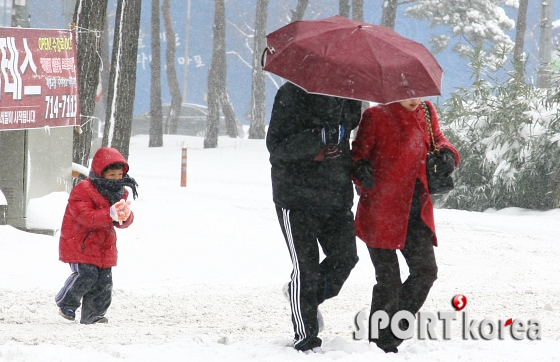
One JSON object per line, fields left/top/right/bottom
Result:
{"left": 422, "top": 102, "right": 455, "bottom": 195}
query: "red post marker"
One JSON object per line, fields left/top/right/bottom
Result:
{"left": 180, "top": 147, "right": 187, "bottom": 187}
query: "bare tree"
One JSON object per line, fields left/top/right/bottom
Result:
{"left": 341, "top": 0, "right": 363, "bottom": 21}
{"left": 206, "top": 70, "right": 220, "bottom": 148}
{"left": 380, "top": 0, "right": 398, "bottom": 29}
{"left": 339, "top": 0, "right": 350, "bottom": 17}
{"left": 351, "top": 0, "right": 366, "bottom": 119}
{"left": 149, "top": 0, "right": 163, "bottom": 147}
{"left": 341, "top": 0, "right": 367, "bottom": 122}
{"left": 103, "top": 0, "right": 142, "bottom": 159}
{"left": 93, "top": 5, "right": 110, "bottom": 140}
{"left": 72, "top": 0, "right": 109, "bottom": 167}
{"left": 290, "top": 0, "right": 308, "bottom": 22}
{"left": 352, "top": 0, "right": 364, "bottom": 21}
{"left": 205, "top": 0, "right": 223, "bottom": 148}
{"left": 513, "top": 0, "right": 528, "bottom": 81}
{"left": 248, "top": 0, "right": 268, "bottom": 139}
{"left": 205, "top": 0, "right": 237, "bottom": 148}
{"left": 162, "top": 0, "right": 182, "bottom": 135}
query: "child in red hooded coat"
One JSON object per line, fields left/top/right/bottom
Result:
{"left": 55, "top": 147, "right": 138, "bottom": 324}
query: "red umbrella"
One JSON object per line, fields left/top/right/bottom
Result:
{"left": 262, "top": 16, "right": 443, "bottom": 104}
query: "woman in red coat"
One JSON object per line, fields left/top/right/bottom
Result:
{"left": 55, "top": 147, "right": 138, "bottom": 324}
{"left": 351, "top": 98, "right": 459, "bottom": 353}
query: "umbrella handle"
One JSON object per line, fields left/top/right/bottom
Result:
{"left": 260, "top": 46, "right": 275, "bottom": 68}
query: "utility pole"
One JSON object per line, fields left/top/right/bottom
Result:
{"left": 182, "top": 0, "right": 191, "bottom": 104}
{"left": 11, "top": 0, "right": 29, "bottom": 28}
{"left": 537, "top": 0, "right": 553, "bottom": 88}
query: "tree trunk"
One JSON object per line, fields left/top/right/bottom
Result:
{"left": 513, "top": 0, "right": 528, "bottom": 81}
{"left": 352, "top": 0, "right": 366, "bottom": 131}
{"left": 149, "top": 0, "right": 163, "bottom": 147}
{"left": 205, "top": 70, "right": 220, "bottom": 148}
{"left": 290, "top": 0, "right": 308, "bottom": 22}
{"left": 205, "top": 0, "right": 236, "bottom": 148}
{"left": 219, "top": 89, "right": 237, "bottom": 137}
{"left": 380, "top": 0, "right": 398, "bottom": 29}
{"left": 93, "top": 6, "right": 110, "bottom": 139}
{"left": 339, "top": 0, "right": 350, "bottom": 18}
{"left": 72, "top": 0, "right": 109, "bottom": 167}
{"left": 248, "top": 0, "right": 268, "bottom": 140}
{"left": 205, "top": 0, "right": 224, "bottom": 148}
{"left": 352, "top": 0, "right": 364, "bottom": 22}
{"left": 103, "top": 0, "right": 142, "bottom": 160}
{"left": 162, "top": 0, "right": 182, "bottom": 135}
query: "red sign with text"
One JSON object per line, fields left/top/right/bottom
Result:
{"left": 0, "top": 27, "right": 79, "bottom": 130}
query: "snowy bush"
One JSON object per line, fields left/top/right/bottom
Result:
{"left": 435, "top": 65, "right": 560, "bottom": 211}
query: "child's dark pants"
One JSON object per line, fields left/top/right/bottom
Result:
{"left": 55, "top": 263, "right": 113, "bottom": 324}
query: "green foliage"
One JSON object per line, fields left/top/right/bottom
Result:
{"left": 436, "top": 56, "right": 560, "bottom": 211}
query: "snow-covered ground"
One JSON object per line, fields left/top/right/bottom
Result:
{"left": 1, "top": 134, "right": 559, "bottom": 361}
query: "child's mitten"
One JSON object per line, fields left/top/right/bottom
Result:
{"left": 110, "top": 200, "right": 128, "bottom": 224}
{"left": 122, "top": 200, "right": 132, "bottom": 219}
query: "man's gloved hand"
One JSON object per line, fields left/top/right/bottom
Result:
{"left": 352, "top": 159, "right": 374, "bottom": 189}
{"left": 110, "top": 199, "right": 131, "bottom": 224}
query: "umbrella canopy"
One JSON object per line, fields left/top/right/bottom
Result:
{"left": 262, "top": 16, "right": 443, "bottom": 104}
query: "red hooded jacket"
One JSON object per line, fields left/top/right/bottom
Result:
{"left": 58, "top": 147, "right": 134, "bottom": 268}
{"left": 351, "top": 101, "right": 459, "bottom": 249}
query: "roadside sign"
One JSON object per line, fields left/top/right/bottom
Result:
{"left": 0, "top": 27, "right": 79, "bottom": 130}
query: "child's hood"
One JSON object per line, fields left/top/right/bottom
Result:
{"left": 91, "top": 147, "right": 129, "bottom": 176}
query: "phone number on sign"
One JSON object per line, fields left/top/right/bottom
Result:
{"left": 45, "top": 94, "right": 77, "bottom": 119}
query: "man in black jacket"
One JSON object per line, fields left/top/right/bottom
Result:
{"left": 266, "top": 82, "right": 363, "bottom": 353}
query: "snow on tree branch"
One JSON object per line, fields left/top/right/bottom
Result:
{"left": 405, "top": 0, "right": 517, "bottom": 70}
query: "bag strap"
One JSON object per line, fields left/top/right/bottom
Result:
{"left": 421, "top": 101, "right": 439, "bottom": 155}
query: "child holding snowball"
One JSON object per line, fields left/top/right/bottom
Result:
{"left": 55, "top": 147, "right": 138, "bottom": 324}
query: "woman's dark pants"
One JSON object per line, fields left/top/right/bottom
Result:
{"left": 367, "top": 212, "right": 438, "bottom": 352}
